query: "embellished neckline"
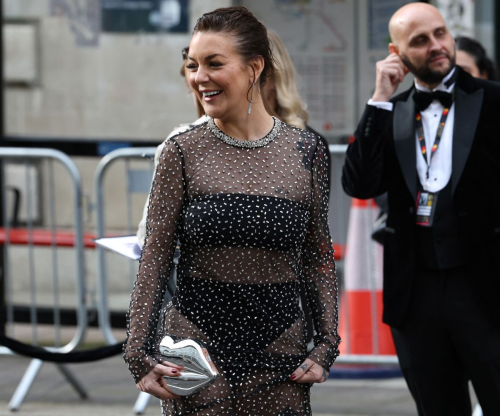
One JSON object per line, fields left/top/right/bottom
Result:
{"left": 207, "top": 116, "right": 283, "bottom": 148}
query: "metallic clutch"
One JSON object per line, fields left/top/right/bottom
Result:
{"left": 159, "top": 335, "right": 220, "bottom": 396}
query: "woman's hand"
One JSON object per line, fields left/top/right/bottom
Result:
{"left": 136, "top": 361, "right": 184, "bottom": 400}
{"left": 290, "top": 358, "right": 329, "bottom": 384}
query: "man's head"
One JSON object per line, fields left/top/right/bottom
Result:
{"left": 388, "top": 3, "right": 455, "bottom": 87}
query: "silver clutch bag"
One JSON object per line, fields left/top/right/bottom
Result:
{"left": 159, "top": 335, "right": 220, "bottom": 396}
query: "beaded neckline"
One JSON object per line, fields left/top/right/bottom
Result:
{"left": 207, "top": 116, "right": 283, "bottom": 148}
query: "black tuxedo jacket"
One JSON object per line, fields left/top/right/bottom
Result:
{"left": 342, "top": 67, "right": 500, "bottom": 329}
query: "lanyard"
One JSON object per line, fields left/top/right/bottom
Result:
{"left": 415, "top": 90, "right": 454, "bottom": 190}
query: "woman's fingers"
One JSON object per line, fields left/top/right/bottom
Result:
{"left": 143, "top": 381, "right": 180, "bottom": 400}
{"left": 160, "top": 360, "right": 184, "bottom": 370}
{"left": 290, "top": 358, "right": 313, "bottom": 382}
{"left": 153, "top": 363, "right": 182, "bottom": 377}
{"left": 290, "top": 359, "right": 328, "bottom": 384}
{"left": 136, "top": 363, "right": 183, "bottom": 400}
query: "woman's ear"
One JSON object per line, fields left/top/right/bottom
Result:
{"left": 248, "top": 56, "right": 265, "bottom": 84}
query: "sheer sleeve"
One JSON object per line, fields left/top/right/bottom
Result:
{"left": 124, "top": 138, "right": 185, "bottom": 383}
{"left": 303, "top": 138, "right": 341, "bottom": 371}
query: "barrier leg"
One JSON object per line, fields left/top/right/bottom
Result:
{"left": 8, "top": 358, "right": 43, "bottom": 411}
{"left": 134, "top": 391, "right": 151, "bottom": 414}
{"left": 56, "top": 364, "right": 88, "bottom": 399}
{"left": 472, "top": 404, "right": 482, "bottom": 416}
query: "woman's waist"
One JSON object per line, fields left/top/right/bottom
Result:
{"left": 173, "top": 274, "right": 301, "bottom": 316}
{"left": 176, "top": 247, "right": 300, "bottom": 284}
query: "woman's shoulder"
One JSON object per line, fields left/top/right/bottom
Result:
{"left": 280, "top": 122, "right": 326, "bottom": 151}
{"left": 166, "top": 115, "right": 210, "bottom": 147}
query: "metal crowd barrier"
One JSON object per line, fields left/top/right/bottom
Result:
{"left": 94, "top": 146, "right": 156, "bottom": 345}
{"left": 94, "top": 146, "right": 158, "bottom": 414}
{"left": 0, "top": 148, "right": 88, "bottom": 411}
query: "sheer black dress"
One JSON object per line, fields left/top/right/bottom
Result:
{"left": 124, "top": 117, "right": 340, "bottom": 415}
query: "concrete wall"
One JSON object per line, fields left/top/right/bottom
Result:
{"left": 3, "top": 0, "right": 231, "bottom": 140}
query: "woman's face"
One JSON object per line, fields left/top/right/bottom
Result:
{"left": 456, "top": 49, "right": 487, "bottom": 79}
{"left": 187, "top": 31, "right": 253, "bottom": 121}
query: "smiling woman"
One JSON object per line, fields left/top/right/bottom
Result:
{"left": 186, "top": 7, "right": 276, "bottom": 139}
{"left": 123, "top": 6, "right": 340, "bottom": 416}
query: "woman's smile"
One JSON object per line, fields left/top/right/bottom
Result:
{"left": 201, "top": 90, "right": 223, "bottom": 101}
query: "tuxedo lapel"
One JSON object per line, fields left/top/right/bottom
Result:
{"left": 452, "top": 86, "right": 483, "bottom": 195}
{"left": 394, "top": 90, "right": 417, "bottom": 202}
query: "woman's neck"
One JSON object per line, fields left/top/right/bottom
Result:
{"left": 214, "top": 100, "right": 274, "bottom": 141}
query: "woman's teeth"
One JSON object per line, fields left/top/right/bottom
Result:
{"left": 203, "top": 91, "right": 222, "bottom": 97}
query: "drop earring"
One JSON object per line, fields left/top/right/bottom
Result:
{"left": 247, "top": 82, "right": 255, "bottom": 115}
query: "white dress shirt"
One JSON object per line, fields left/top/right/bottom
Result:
{"left": 368, "top": 67, "right": 456, "bottom": 193}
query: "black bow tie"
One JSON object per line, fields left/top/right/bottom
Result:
{"left": 413, "top": 90, "right": 453, "bottom": 111}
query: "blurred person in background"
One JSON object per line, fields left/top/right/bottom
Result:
{"left": 343, "top": 3, "right": 500, "bottom": 415}
{"left": 264, "top": 30, "right": 331, "bottom": 191}
{"left": 456, "top": 36, "right": 497, "bottom": 81}
{"left": 125, "top": 6, "right": 339, "bottom": 415}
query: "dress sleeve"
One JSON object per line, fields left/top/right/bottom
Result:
{"left": 303, "top": 138, "right": 341, "bottom": 371}
{"left": 136, "top": 142, "right": 165, "bottom": 248}
{"left": 124, "top": 138, "right": 185, "bottom": 383}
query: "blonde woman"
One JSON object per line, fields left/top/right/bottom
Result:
{"left": 264, "top": 30, "right": 331, "bottom": 190}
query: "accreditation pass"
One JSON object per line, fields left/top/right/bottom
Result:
{"left": 415, "top": 191, "right": 438, "bottom": 227}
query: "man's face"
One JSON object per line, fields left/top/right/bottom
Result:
{"left": 395, "top": 13, "right": 456, "bottom": 85}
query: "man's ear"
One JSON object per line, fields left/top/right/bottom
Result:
{"left": 389, "top": 43, "right": 399, "bottom": 55}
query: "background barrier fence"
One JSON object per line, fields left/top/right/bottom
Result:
{"left": 0, "top": 148, "right": 88, "bottom": 411}
{"left": 94, "top": 146, "right": 160, "bottom": 414}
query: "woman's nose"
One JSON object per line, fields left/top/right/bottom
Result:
{"left": 195, "top": 66, "right": 209, "bottom": 84}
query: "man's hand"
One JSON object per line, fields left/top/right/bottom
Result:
{"left": 290, "top": 358, "right": 329, "bottom": 384}
{"left": 372, "top": 53, "right": 409, "bottom": 102}
{"left": 136, "top": 362, "right": 183, "bottom": 400}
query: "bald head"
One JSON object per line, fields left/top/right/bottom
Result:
{"left": 389, "top": 3, "right": 446, "bottom": 46}
{"left": 386, "top": 2, "right": 455, "bottom": 89}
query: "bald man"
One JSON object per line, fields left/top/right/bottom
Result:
{"left": 342, "top": 4, "right": 500, "bottom": 415}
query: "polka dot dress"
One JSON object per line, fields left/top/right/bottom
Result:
{"left": 123, "top": 117, "right": 340, "bottom": 415}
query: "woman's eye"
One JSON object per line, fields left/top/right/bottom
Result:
{"left": 186, "top": 64, "right": 197, "bottom": 70}
{"left": 210, "top": 62, "right": 222, "bottom": 67}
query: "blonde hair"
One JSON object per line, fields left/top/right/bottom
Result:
{"left": 265, "top": 31, "right": 309, "bottom": 129}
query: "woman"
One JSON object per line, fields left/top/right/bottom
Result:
{"left": 455, "top": 36, "right": 497, "bottom": 81}
{"left": 124, "top": 7, "right": 340, "bottom": 415}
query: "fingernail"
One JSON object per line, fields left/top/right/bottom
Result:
{"left": 290, "top": 374, "right": 296, "bottom": 380}
{"left": 172, "top": 369, "right": 178, "bottom": 374}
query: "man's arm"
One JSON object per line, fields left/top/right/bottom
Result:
{"left": 342, "top": 52, "right": 408, "bottom": 199}
{"left": 342, "top": 105, "right": 392, "bottom": 199}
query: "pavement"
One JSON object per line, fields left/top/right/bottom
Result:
{"left": 0, "top": 327, "right": 476, "bottom": 416}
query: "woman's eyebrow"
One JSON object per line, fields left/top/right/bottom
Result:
{"left": 188, "top": 53, "right": 227, "bottom": 61}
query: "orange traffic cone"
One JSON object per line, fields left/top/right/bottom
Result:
{"left": 339, "top": 198, "right": 395, "bottom": 355}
